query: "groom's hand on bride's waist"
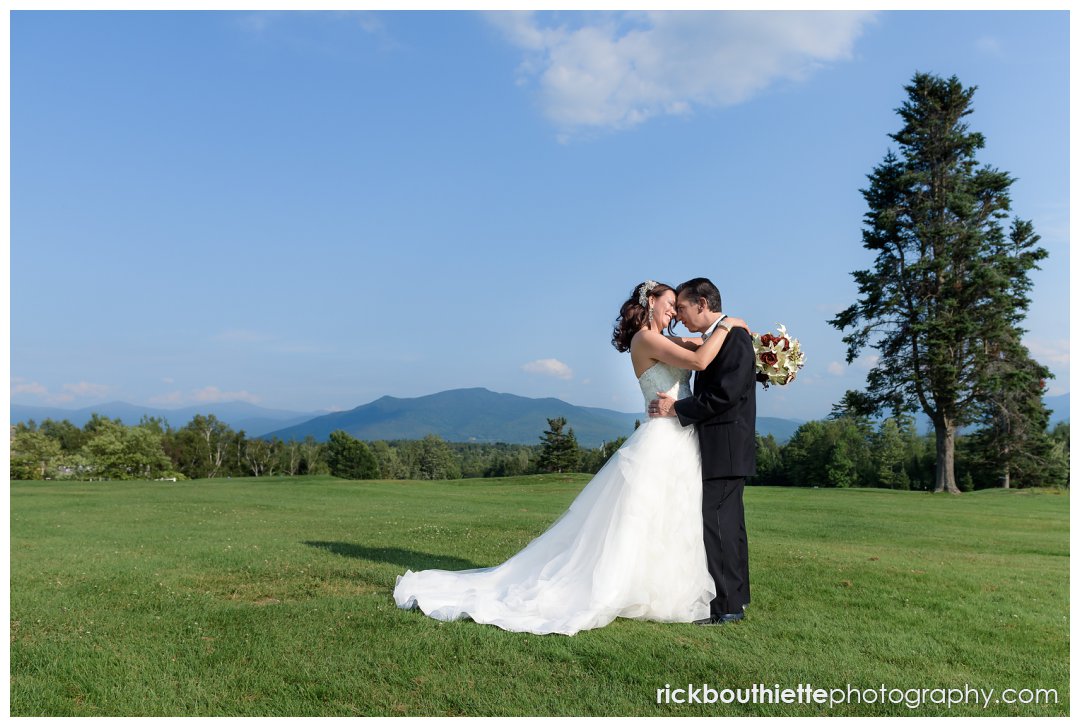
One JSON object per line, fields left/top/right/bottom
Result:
{"left": 648, "top": 392, "right": 677, "bottom": 418}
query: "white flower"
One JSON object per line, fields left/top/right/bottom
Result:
{"left": 754, "top": 323, "right": 805, "bottom": 388}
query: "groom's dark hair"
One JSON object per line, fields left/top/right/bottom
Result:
{"left": 676, "top": 278, "right": 722, "bottom": 312}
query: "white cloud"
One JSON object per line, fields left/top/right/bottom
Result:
{"left": 235, "top": 11, "right": 398, "bottom": 53}
{"left": 489, "top": 10, "right": 876, "bottom": 136}
{"left": 1024, "top": 337, "right": 1070, "bottom": 368}
{"left": 148, "top": 391, "right": 184, "bottom": 406}
{"left": 827, "top": 361, "right": 845, "bottom": 376}
{"left": 192, "top": 386, "right": 261, "bottom": 405}
{"left": 522, "top": 358, "right": 574, "bottom": 380}
{"left": 62, "top": 381, "right": 110, "bottom": 398}
{"left": 356, "top": 11, "right": 385, "bottom": 35}
{"left": 11, "top": 379, "right": 48, "bottom": 396}
{"left": 11, "top": 379, "right": 112, "bottom": 404}
{"left": 12, "top": 379, "right": 112, "bottom": 405}
{"left": 146, "top": 386, "right": 262, "bottom": 406}
{"left": 975, "top": 35, "right": 1003, "bottom": 55}
{"left": 855, "top": 354, "right": 880, "bottom": 371}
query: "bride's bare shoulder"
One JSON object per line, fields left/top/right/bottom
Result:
{"left": 630, "top": 328, "right": 660, "bottom": 348}
{"left": 664, "top": 334, "right": 703, "bottom": 351}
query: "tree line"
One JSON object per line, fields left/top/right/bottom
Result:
{"left": 10, "top": 410, "right": 1066, "bottom": 490}
{"left": 754, "top": 414, "right": 1068, "bottom": 491}
{"left": 7, "top": 413, "right": 621, "bottom": 483}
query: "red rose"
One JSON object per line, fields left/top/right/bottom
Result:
{"left": 760, "top": 352, "right": 779, "bottom": 367}
{"left": 780, "top": 337, "right": 790, "bottom": 351}
{"left": 760, "top": 334, "right": 774, "bottom": 347}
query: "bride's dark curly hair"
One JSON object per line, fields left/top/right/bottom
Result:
{"left": 611, "top": 281, "right": 675, "bottom": 352}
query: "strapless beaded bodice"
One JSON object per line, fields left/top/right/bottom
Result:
{"left": 636, "top": 362, "right": 691, "bottom": 411}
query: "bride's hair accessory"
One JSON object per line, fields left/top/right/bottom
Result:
{"left": 612, "top": 280, "right": 674, "bottom": 352}
{"left": 637, "top": 280, "right": 659, "bottom": 307}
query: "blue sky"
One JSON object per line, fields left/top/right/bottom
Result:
{"left": 9, "top": 9, "right": 1070, "bottom": 421}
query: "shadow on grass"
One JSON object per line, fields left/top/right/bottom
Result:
{"left": 303, "top": 541, "right": 484, "bottom": 571}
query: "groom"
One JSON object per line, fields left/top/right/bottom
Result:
{"left": 648, "top": 277, "right": 756, "bottom": 625}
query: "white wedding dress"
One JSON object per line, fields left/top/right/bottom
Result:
{"left": 392, "top": 362, "right": 715, "bottom": 635}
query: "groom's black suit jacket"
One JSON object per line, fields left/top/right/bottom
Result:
{"left": 674, "top": 326, "right": 757, "bottom": 479}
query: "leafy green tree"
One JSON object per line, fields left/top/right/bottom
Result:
{"left": 127, "top": 425, "right": 176, "bottom": 479}
{"left": 279, "top": 438, "right": 303, "bottom": 476}
{"left": 1046, "top": 422, "right": 1070, "bottom": 489}
{"left": 39, "top": 418, "right": 87, "bottom": 452}
{"left": 537, "top": 417, "right": 581, "bottom": 474}
{"left": 326, "top": 430, "right": 379, "bottom": 480}
{"left": 751, "top": 434, "right": 787, "bottom": 486}
{"left": 785, "top": 416, "right": 873, "bottom": 488}
{"left": 299, "top": 435, "right": 328, "bottom": 475}
{"left": 83, "top": 419, "right": 172, "bottom": 480}
{"left": 82, "top": 422, "right": 128, "bottom": 479}
{"left": 968, "top": 334, "right": 1057, "bottom": 488}
{"left": 369, "top": 440, "right": 402, "bottom": 479}
{"left": 783, "top": 420, "right": 829, "bottom": 487}
{"left": 580, "top": 436, "right": 628, "bottom": 474}
{"left": 83, "top": 412, "right": 123, "bottom": 437}
{"left": 487, "top": 449, "right": 532, "bottom": 477}
{"left": 175, "top": 414, "right": 234, "bottom": 479}
{"left": 414, "top": 434, "right": 460, "bottom": 480}
{"left": 138, "top": 415, "right": 171, "bottom": 435}
{"left": 830, "top": 73, "right": 1049, "bottom": 493}
{"left": 825, "top": 437, "right": 859, "bottom": 489}
{"left": 873, "top": 417, "right": 911, "bottom": 490}
{"left": 244, "top": 437, "right": 281, "bottom": 477}
{"left": 10, "top": 430, "right": 61, "bottom": 480}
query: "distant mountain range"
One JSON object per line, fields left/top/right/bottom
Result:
{"left": 910, "top": 393, "right": 1070, "bottom": 436}
{"left": 11, "top": 390, "right": 1067, "bottom": 448}
{"left": 9, "top": 389, "right": 805, "bottom": 447}
{"left": 262, "top": 387, "right": 804, "bottom": 447}
{"left": 1044, "top": 394, "right": 1070, "bottom": 425}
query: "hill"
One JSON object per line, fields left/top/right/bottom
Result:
{"left": 262, "top": 387, "right": 802, "bottom": 447}
{"left": 1044, "top": 393, "right": 1070, "bottom": 425}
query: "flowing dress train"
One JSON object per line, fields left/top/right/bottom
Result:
{"left": 392, "top": 362, "right": 714, "bottom": 635}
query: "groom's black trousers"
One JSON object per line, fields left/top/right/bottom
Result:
{"left": 702, "top": 476, "right": 750, "bottom": 616}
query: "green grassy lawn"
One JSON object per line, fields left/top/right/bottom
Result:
{"left": 10, "top": 475, "right": 1069, "bottom": 716}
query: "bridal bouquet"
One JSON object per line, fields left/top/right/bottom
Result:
{"left": 752, "top": 324, "right": 805, "bottom": 388}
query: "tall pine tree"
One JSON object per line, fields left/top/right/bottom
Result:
{"left": 830, "top": 73, "right": 1049, "bottom": 493}
{"left": 969, "top": 332, "right": 1055, "bottom": 488}
{"left": 537, "top": 417, "right": 581, "bottom": 474}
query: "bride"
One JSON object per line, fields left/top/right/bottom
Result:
{"left": 393, "top": 281, "right": 748, "bottom": 635}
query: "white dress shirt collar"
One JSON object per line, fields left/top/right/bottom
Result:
{"left": 701, "top": 314, "right": 726, "bottom": 341}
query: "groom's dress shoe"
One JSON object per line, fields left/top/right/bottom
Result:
{"left": 694, "top": 612, "right": 744, "bottom": 626}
